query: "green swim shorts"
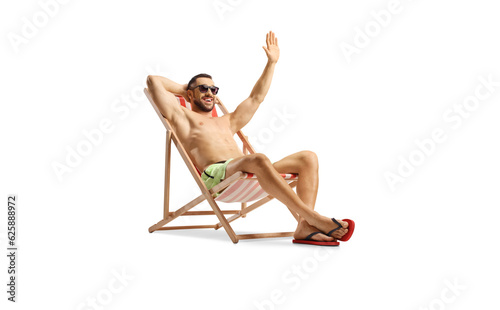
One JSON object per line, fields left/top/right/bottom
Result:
{"left": 201, "top": 158, "right": 234, "bottom": 197}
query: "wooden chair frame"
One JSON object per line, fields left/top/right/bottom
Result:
{"left": 145, "top": 88, "right": 299, "bottom": 243}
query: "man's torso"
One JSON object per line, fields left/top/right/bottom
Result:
{"left": 170, "top": 108, "right": 243, "bottom": 171}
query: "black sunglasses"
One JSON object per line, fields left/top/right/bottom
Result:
{"left": 191, "top": 84, "right": 219, "bottom": 95}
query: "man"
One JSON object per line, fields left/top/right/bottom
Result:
{"left": 146, "top": 31, "right": 353, "bottom": 244}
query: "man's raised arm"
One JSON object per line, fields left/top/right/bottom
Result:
{"left": 146, "top": 75, "right": 187, "bottom": 120}
{"left": 229, "top": 31, "right": 280, "bottom": 133}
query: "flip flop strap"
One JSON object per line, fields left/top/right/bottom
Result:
{"left": 305, "top": 232, "right": 321, "bottom": 240}
{"left": 327, "top": 218, "right": 342, "bottom": 236}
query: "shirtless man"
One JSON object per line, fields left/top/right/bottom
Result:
{"left": 146, "top": 31, "right": 353, "bottom": 244}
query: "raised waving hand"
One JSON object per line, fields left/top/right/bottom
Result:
{"left": 262, "top": 31, "right": 280, "bottom": 63}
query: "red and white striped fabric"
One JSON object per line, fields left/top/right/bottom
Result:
{"left": 176, "top": 95, "right": 299, "bottom": 203}
{"left": 216, "top": 173, "right": 297, "bottom": 203}
{"left": 176, "top": 95, "right": 218, "bottom": 117}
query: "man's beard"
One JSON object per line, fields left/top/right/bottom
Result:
{"left": 193, "top": 98, "right": 214, "bottom": 112}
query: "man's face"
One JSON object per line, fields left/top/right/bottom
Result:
{"left": 190, "top": 77, "right": 216, "bottom": 113}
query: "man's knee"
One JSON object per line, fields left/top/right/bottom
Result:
{"left": 251, "top": 153, "right": 273, "bottom": 167}
{"left": 228, "top": 153, "right": 273, "bottom": 175}
{"left": 299, "top": 151, "right": 318, "bottom": 170}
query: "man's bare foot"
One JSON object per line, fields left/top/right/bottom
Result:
{"left": 293, "top": 220, "right": 336, "bottom": 241}
{"left": 311, "top": 216, "right": 349, "bottom": 239}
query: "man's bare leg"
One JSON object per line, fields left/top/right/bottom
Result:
{"left": 225, "top": 153, "right": 348, "bottom": 239}
{"left": 272, "top": 151, "right": 348, "bottom": 241}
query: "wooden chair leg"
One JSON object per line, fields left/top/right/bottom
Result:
{"left": 149, "top": 194, "right": 207, "bottom": 232}
{"left": 241, "top": 202, "right": 247, "bottom": 218}
{"left": 163, "top": 131, "right": 172, "bottom": 219}
{"left": 205, "top": 194, "right": 239, "bottom": 243}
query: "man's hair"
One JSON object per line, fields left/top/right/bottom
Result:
{"left": 187, "top": 73, "right": 212, "bottom": 90}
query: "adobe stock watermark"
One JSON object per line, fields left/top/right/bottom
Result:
{"left": 384, "top": 74, "right": 499, "bottom": 191}
{"left": 51, "top": 65, "right": 164, "bottom": 182}
{"left": 7, "top": 0, "right": 72, "bottom": 53}
{"left": 340, "top": 0, "right": 415, "bottom": 64}
{"left": 418, "top": 277, "right": 466, "bottom": 310}
{"left": 253, "top": 247, "right": 336, "bottom": 310}
{"left": 213, "top": 0, "right": 244, "bottom": 21}
{"left": 248, "top": 106, "right": 296, "bottom": 152}
{"left": 75, "top": 267, "right": 134, "bottom": 310}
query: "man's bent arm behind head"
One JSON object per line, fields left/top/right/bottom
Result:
{"left": 146, "top": 75, "right": 186, "bottom": 121}
{"left": 147, "top": 75, "right": 188, "bottom": 98}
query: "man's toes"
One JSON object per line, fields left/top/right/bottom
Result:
{"left": 338, "top": 220, "right": 349, "bottom": 229}
{"left": 327, "top": 219, "right": 348, "bottom": 237}
{"left": 332, "top": 227, "right": 348, "bottom": 239}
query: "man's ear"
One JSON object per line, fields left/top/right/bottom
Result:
{"left": 186, "top": 89, "right": 193, "bottom": 102}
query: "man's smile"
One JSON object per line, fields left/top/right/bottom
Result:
{"left": 202, "top": 97, "right": 213, "bottom": 104}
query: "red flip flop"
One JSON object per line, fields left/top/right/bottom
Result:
{"left": 326, "top": 218, "right": 355, "bottom": 242}
{"left": 292, "top": 232, "right": 340, "bottom": 246}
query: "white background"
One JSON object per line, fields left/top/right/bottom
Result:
{"left": 1, "top": 0, "right": 499, "bottom": 309}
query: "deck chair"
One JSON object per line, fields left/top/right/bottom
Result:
{"left": 145, "top": 88, "right": 299, "bottom": 243}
